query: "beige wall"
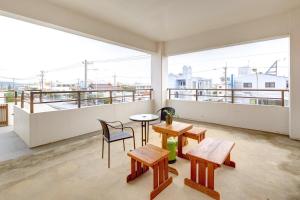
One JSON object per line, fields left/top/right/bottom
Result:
{"left": 14, "top": 101, "right": 153, "bottom": 147}
{"left": 168, "top": 100, "right": 289, "bottom": 135}
{"left": 0, "top": 0, "right": 157, "bottom": 53}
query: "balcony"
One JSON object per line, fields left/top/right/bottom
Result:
{"left": 0, "top": 1, "right": 300, "bottom": 200}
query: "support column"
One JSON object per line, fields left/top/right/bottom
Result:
{"left": 289, "top": 8, "right": 300, "bottom": 140}
{"left": 151, "top": 42, "right": 168, "bottom": 112}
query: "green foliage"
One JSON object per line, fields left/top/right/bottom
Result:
{"left": 4, "top": 91, "right": 15, "bottom": 103}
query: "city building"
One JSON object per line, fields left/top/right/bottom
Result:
{"left": 168, "top": 66, "right": 212, "bottom": 100}
{"left": 234, "top": 63, "right": 289, "bottom": 105}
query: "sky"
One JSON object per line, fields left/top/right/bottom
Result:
{"left": 0, "top": 15, "right": 290, "bottom": 87}
{"left": 0, "top": 15, "right": 151, "bottom": 85}
{"left": 168, "top": 37, "right": 290, "bottom": 83}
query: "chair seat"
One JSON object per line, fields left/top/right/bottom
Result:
{"left": 106, "top": 131, "right": 133, "bottom": 142}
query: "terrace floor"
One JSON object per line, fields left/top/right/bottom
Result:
{"left": 0, "top": 119, "right": 299, "bottom": 200}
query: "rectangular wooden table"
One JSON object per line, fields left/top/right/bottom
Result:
{"left": 152, "top": 121, "right": 193, "bottom": 175}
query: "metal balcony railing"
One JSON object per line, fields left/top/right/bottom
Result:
{"left": 168, "top": 88, "right": 289, "bottom": 107}
{"left": 14, "top": 89, "right": 152, "bottom": 113}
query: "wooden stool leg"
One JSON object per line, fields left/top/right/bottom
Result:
{"left": 185, "top": 160, "right": 220, "bottom": 200}
{"left": 207, "top": 163, "right": 215, "bottom": 190}
{"left": 151, "top": 159, "right": 173, "bottom": 200}
{"left": 191, "top": 158, "right": 197, "bottom": 182}
{"left": 224, "top": 153, "right": 236, "bottom": 168}
{"left": 137, "top": 161, "right": 142, "bottom": 176}
{"left": 153, "top": 164, "right": 159, "bottom": 190}
{"left": 164, "top": 158, "right": 168, "bottom": 180}
{"left": 198, "top": 161, "right": 206, "bottom": 186}
{"left": 127, "top": 159, "right": 148, "bottom": 182}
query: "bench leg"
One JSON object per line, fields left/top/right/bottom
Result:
{"left": 185, "top": 160, "right": 220, "bottom": 200}
{"left": 150, "top": 158, "right": 173, "bottom": 200}
{"left": 223, "top": 153, "right": 236, "bottom": 168}
{"left": 177, "top": 135, "right": 189, "bottom": 160}
{"left": 127, "top": 158, "right": 149, "bottom": 182}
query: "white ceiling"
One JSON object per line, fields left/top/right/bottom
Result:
{"left": 46, "top": 0, "right": 300, "bottom": 41}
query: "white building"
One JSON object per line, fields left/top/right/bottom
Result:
{"left": 168, "top": 66, "right": 212, "bottom": 100}
{"left": 234, "top": 66, "right": 288, "bottom": 105}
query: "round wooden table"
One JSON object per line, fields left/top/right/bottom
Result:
{"left": 129, "top": 114, "right": 159, "bottom": 146}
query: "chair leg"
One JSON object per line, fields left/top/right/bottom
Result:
{"left": 102, "top": 137, "right": 104, "bottom": 159}
{"left": 108, "top": 143, "right": 110, "bottom": 168}
{"left": 123, "top": 139, "right": 125, "bottom": 151}
{"left": 133, "top": 136, "right": 136, "bottom": 149}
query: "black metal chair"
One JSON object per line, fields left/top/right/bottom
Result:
{"left": 98, "top": 119, "right": 136, "bottom": 168}
{"left": 150, "top": 107, "right": 176, "bottom": 125}
{"left": 157, "top": 107, "right": 176, "bottom": 122}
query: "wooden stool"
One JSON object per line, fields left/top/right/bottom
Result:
{"left": 183, "top": 127, "right": 206, "bottom": 143}
{"left": 127, "top": 144, "right": 173, "bottom": 200}
{"left": 184, "top": 138, "right": 235, "bottom": 200}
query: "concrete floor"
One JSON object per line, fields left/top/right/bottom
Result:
{"left": 0, "top": 126, "right": 32, "bottom": 162}
{"left": 0, "top": 120, "right": 299, "bottom": 200}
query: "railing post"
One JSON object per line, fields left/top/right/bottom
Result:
{"left": 21, "top": 91, "right": 24, "bottom": 108}
{"left": 77, "top": 91, "right": 81, "bottom": 108}
{"left": 39, "top": 92, "right": 42, "bottom": 103}
{"left": 132, "top": 90, "right": 135, "bottom": 102}
{"left": 109, "top": 91, "right": 112, "bottom": 104}
{"left": 30, "top": 92, "right": 34, "bottom": 113}
{"left": 281, "top": 90, "right": 285, "bottom": 107}
{"left": 195, "top": 89, "right": 198, "bottom": 101}
{"left": 231, "top": 89, "right": 234, "bottom": 104}
{"left": 168, "top": 89, "right": 171, "bottom": 100}
{"left": 149, "top": 89, "right": 152, "bottom": 100}
{"left": 14, "top": 91, "right": 17, "bottom": 105}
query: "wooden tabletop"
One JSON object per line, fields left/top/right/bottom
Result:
{"left": 127, "top": 144, "right": 169, "bottom": 167}
{"left": 152, "top": 121, "right": 193, "bottom": 137}
{"left": 129, "top": 114, "right": 159, "bottom": 122}
{"left": 187, "top": 138, "right": 235, "bottom": 165}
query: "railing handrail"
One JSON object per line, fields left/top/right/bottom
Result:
{"left": 27, "top": 88, "right": 152, "bottom": 95}
{"left": 16, "top": 88, "right": 153, "bottom": 113}
{"left": 167, "top": 88, "right": 289, "bottom": 107}
{"left": 167, "top": 88, "right": 289, "bottom": 92}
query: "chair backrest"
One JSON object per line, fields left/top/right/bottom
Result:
{"left": 160, "top": 107, "right": 175, "bottom": 121}
{"left": 98, "top": 119, "right": 110, "bottom": 139}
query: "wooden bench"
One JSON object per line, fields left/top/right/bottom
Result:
{"left": 183, "top": 127, "right": 206, "bottom": 143}
{"left": 127, "top": 144, "right": 173, "bottom": 200}
{"left": 184, "top": 138, "right": 235, "bottom": 200}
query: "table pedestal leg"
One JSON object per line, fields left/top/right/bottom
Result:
{"left": 161, "top": 134, "right": 179, "bottom": 175}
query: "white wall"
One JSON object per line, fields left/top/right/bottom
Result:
{"left": 14, "top": 101, "right": 153, "bottom": 147}
{"left": 0, "top": 0, "right": 157, "bottom": 53}
{"left": 168, "top": 100, "right": 289, "bottom": 135}
{"left": 289, "top": 8, "right": 300, "bottom": 140}
{"left": 14, "top": 106, "right": 30, "bottom": 145}
{"left": 151, "top": 43, "right": 168, "bottom": 111}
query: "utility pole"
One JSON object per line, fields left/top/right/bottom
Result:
{"left": 12, "top": 78, "right": 15, "bottom": 90}
{"left": 82, "top": 60, "right": 94, "bottom": 89}
{"left": 40, "top": 70, "right": 45, "bottom": 90}
{"left": 113, "top": 73, "right": 117, "bottom": 87}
